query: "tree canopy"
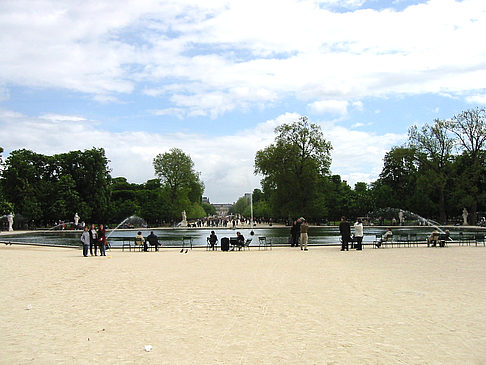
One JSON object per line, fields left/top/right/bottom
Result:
{"left": 255, "top": 116, "right": 332, "bottom": 219}
{"left": 153, "top": 148, "right": 205, "bottom": 220}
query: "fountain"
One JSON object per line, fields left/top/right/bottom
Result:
{"left": 368, "top": 208, "right": 448, "bottom": 235}
{"left": 48, "top": 221, "right": 74, "bottom": 230}
{"left": 106, "top": 215, "right": 147, "bottom": 240}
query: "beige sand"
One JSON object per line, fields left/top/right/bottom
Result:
{"left": 1, "top": 244, "right": 485, "bottom": 364}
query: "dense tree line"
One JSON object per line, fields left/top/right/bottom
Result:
{"left": 0, "top": 147, "right": 206, "bottom": 227}
{"left": 251, "top": 109, "right": 486, "bottom": 224}
{"left": 0, "top": 148, "right": 110, "bottom": 226}
{"left": 1, "top": 108, "right": 485, "bottom": 227}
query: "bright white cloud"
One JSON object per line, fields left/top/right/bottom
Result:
{"left": 309, "top": 100, "right": 349, "bottom": 115}
{"left": 466, "top": 94, "right": 486, "bottom": 105}
{"left": 1, "top": 0, "right": 485, "bottom": 113}
{"left": 0, "top": 109, "right": 404, "bottom": 202}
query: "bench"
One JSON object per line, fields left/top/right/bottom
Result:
{"left": 121, "top": 238, "right": 144, "bottom": 251}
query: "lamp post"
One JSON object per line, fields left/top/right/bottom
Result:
{"left": 250, "top": 192, "right": 254, "bottom": 235}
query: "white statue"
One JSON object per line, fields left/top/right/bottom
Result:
{"left": 398, "top": 210, "right": 404, "bottom": 226}
{"left": 462, "top": 208, "right": 468, "bottom": 225}
{"left": 179, "top": 210, "right": 188, "bottom": 227}
{"left": 74, "top": 213, "right": 80, "bottom": 227}
{"left": 7, "top": 212, "right": 14, "bottom": 232}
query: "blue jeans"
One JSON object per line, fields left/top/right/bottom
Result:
{"left": 99, "top": 244, "right": 106, "bottom": 256}
{"left": 83, "top": 245, "right": 89, "bottom": 257}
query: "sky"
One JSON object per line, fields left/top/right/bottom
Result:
{"left": 1, "top": 0, "right": 486, "bottom": 203}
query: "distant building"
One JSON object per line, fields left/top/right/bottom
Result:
{"left": 212, "top": 203, "right": 233, "bottom": 217}
{"left": 202, "top": 196, "right": 210, "bottom": 204}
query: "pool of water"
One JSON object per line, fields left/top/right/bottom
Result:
{"left": 1, "top": 226, "right": 485, "bottom": 248}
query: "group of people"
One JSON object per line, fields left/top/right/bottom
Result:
{"left": 135, "top": 231, "right": 160, "bottom": 251}
{"left": 206, "top": 230, "right": 245, "bottom": 250}
{"left": 289, "top": 217, "right": 310, "bottom": 251}
{"left": 339, "top": 216, "right": 364, "bottom": 251}
{"left": 80, "top": 224, "right": 107, "bottom": 257}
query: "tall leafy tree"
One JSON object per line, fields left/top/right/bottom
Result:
{"left": 255, "top": 116, "right": 332, "bottom": 219}
{"left": 153, "top": 148, "right": 204, "bottom": 220}
{"left": 408, "top": 119, "right": 454, "bottom": 222}
{"left": 444, "top": 108, "right": 486, "bottom": 224}
{"left": 1, "top": 148, "right": 111, "bottom": 225}
{"left": 375, "top": 146, "right": 422, "bottom": 213}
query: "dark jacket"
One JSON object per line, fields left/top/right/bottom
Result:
{"left": 147, "top": 232, "right": 158, "bottom": 245}
{"left": 339, "top": 221, "right": 351, "bottom": 238}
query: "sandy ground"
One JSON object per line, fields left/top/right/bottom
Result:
{"left": 1, "top": 244, "right": 485, "bottom": 364}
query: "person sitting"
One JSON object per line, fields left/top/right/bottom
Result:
{"left": 135, "top": 231, "right": 146, "bottom": 251}
{"left": 236, "top": 231, "right": 245, "bottom": 250}
{"left": 146, "top": 231, "right": 159, "bottom": 251}
{"left": 208, "top": 230, "right": 217, "bottom": 251}
{"left": 376, "top": 228, "right": 393, "bottom": 248}
{"left": 427, "top": 229, "right": 440, "bottom": 247}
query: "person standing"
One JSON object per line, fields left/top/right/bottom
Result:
{"left": 89, "top": 223, "right": 98, "bottom": 256}
{"left": 339, "top": 216, "right": 351, "bottom": 251}
{"left": 354, "top": 219, "right": 364, "bottom": 250}
{"left": 80, "top": 226, "right": 90, "bottom": 257}
{"left": 98, "top": 224, "right": 106, "bottom": 256}
{"left": 290, "top": 220, "right": 300, "bottom": 247}
{"left": 300, "top": 218, "right": 309, "bottom": 251}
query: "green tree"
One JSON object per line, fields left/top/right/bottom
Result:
{"left": 153, "top": 148, "right": 204, "bottom": 220}
{"left": 1, "top": 148, "right": 111, "bottom": 225}
{"left": 202, "top": 202, "right": 216, "bottom": 216}
{"left": 408, "top": 119, "right": 454, "bottom": 222}
{"left": 444, "top": 108, "right": 486, "bottom": 224}
{"left": 375, "top": 146, "right": 422, "bottom": 214}
{"left": 254, "top": 116, "right": 332, "bottom": 219}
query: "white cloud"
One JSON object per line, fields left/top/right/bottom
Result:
{"left": 309, "top": 100, "right": 349, "bottom": 115}
{"left": 326, "top": 126, "right": 406, "bottom": 185}
{"left": 39, "top": 114, "right": 87, "bottom": 122}
{"left": 1, "top": 0, "right": 486, "bottom": 112}
{"left": 1, "top": 109, "right": 404, "bottom": 201}
{"left": 466, "top": 94, "right": 486, "bottom": 105}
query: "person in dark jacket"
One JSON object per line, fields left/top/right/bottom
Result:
{"left": 290, "top": 220, "right": 300, "bottom": 247}
{"left": 339, "top": 216, "right": 351, "bottom": 251}
{"left": 147, "top": 231, "right": 159, "bottom": 251}
{"left": 208, "top": 230, "right": 217, "bottom": 251}
{"left": 98, "top": 224, "right": 106, "bottom": 256}
{"left": 236, "top": 231, "right": 245, "bottom": 250}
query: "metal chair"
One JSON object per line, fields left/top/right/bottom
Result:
{"left": 475, "top": 234, "right": 485, "bottom": 247}
{"left": 243, "top": 238, "right": 252, "bottom": 250}
{"left": 182, "top": 236, "right": 193, "bottom": 250}
{"left": 206, "top": 237, "right": 218, "bottom": 250}
{"left": 258, "top": 236, "right": 272, "bottom": 250}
